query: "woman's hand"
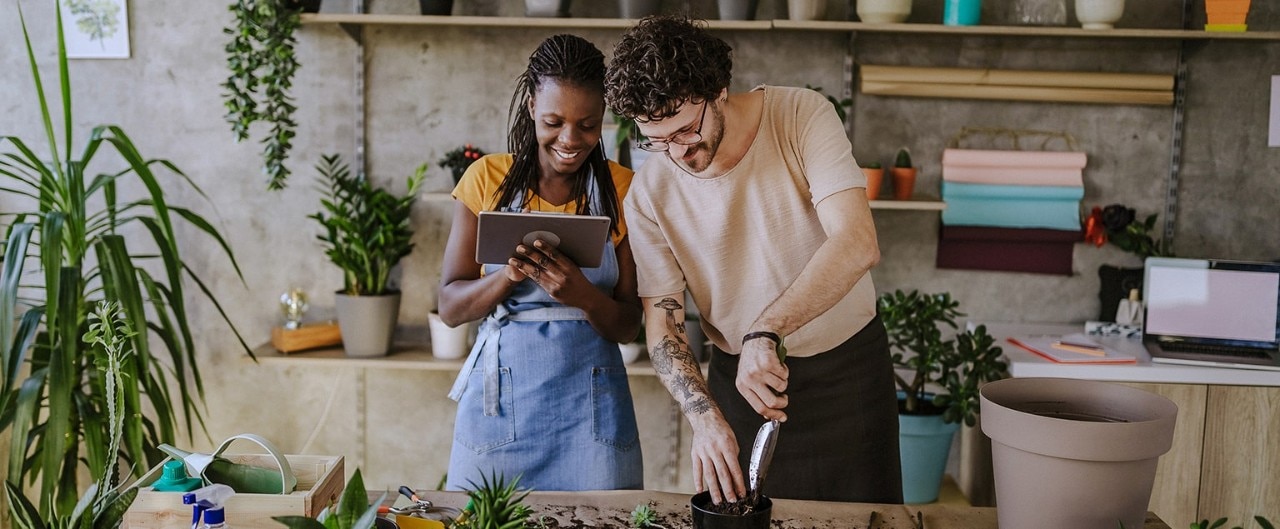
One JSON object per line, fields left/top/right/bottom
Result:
{"left": 506, "top": 239, "right": 599, "bottom": 307}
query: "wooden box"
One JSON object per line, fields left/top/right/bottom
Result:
{"left": 125, "top": 454, "right": 344, "bottom": 529}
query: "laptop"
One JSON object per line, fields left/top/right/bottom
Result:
{"left": 1142, "top": 257, "right": 1280, "bottom": 371}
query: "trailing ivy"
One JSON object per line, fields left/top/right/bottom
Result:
{"left": 223, "top": 0, "right": 304, "bottom": 190}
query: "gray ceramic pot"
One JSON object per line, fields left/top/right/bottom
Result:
{"left": 334, "top": 291, "right": 401, "bottom": 357}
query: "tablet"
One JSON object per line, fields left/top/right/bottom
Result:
{"left": 476, "top": 211, "right": 612, "bottom": 268}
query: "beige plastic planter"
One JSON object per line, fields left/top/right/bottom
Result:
{"left": 980, "top": 377, "right": 1177, "bottom": 529}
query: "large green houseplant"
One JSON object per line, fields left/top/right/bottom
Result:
{"left": 310, "top": 154, "right": 423, "bottom": 356}
{"left": 877, "top": 289, "right": 1006, "bottom": 503}
{"left": 223, "top": 0, "right": 311, "bottom": 190}
{"left": 2, "top": 1, "right": 248, "bottom": 516}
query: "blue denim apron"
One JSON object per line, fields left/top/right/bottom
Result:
{"left": 446, "top": 198, "right": 642, "bottom": 491}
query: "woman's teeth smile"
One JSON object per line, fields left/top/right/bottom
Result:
{"left": 554, "top": 148, "right": 581, "bottom": 161}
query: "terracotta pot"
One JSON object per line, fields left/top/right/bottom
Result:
{"left": 981, "top": 378, "right": 1177, "bottom": 529}
{"left": 861, "top": 167, "right": 884, "bottom": 200}
{"left": 1205, "top": 0, "right": 1250, "bottom": 25}
{"left": 890, "top": 167, "right": 916, "bottom": 200}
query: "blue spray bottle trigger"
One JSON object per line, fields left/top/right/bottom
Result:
{"left": 184, "top": 484, "right": 234, "bottom": 529}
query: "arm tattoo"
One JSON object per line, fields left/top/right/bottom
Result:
{"left": 649, "top": 298, "right": 716, "bottom": 416}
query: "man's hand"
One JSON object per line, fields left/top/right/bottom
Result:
{"left": 736, "top": 337, "right": 789, "bottom": 421}
{"left": 691, "top": 415, "right": 746, "bottom": 504}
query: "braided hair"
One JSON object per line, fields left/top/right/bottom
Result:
{"left": 496, "top": 34, "right": 621, "bottom": 237}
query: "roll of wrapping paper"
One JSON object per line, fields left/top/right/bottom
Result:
{"left": 859, "top": 65, "right": 1174, "bottom": 105}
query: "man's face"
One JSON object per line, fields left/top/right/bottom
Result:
{"left": 637, "top": 97, "right": 724, "bottom": 174}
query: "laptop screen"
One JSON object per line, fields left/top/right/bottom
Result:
{"left": 1144, "top": 258, "right": 1280, "bottom": 346}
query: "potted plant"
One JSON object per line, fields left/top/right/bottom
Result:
{"left": 891, "top": 147, "right": 917, "bottom": 200}
{"left": 438, "top": 143, "right": 486, "bottom": 186}
{"left": 861, "top": 161, "right": 884, "bottom": 200}
{"left": 877, "top": 289, "right": 1007, "bottom": 503}
{"left": 275, "top": 468, "right": 384, "bottom": 529}
{"left": 223, "top": 0, "right": 316, "bottom": 190}
{"left": 2, "top": 2, "right": 249, "bottom": 515}
{"left": 5, "top": 302, "right": 139, "bottom": 529}
{"left": 454, "top": 471, "right": 534, "bottom": 528}
{"left": 311, "top": 154, "right": 425, "bottom": 357}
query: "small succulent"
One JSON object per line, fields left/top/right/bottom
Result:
{"left": 630, "top": 502, "right": 669, "bottom": 529}
{"left": 454, "top": 472, "right": 532, "bottom": 529}
{"left": 894, "top": 148, "right": 913, "bottom": 168}
{"left": 861, "top": 161, "right": 882, "bottom": 169}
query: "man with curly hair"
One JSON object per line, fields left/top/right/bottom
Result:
{"left": 605, "top": 15, "right": 900, "bottom": 504}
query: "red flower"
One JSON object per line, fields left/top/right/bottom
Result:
{"left": 1084, "top": 206, "right": 1107, "bottom": 247}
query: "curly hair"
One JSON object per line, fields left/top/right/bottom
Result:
{"left": 605, "top": 15, "right": 733, "bottom": 120}
{"left": 499, "top": 34, "right": 621, "bottom": 236}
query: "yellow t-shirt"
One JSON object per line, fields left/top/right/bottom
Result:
{"left": 451, "top": 153, "right": 632, "bottom": 246}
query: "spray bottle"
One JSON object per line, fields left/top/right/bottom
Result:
{"left": 184, "top": 484, "right": 235, "bottom": 529}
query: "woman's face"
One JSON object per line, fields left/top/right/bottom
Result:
{"left": 528, "top": 79, "right": 604, "bottom": 178}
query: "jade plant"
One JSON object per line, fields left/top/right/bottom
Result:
{"left": 878, "top": 290, "right": 1008, "bottom": 425}
{"left": 223, "top": 0, "right": 310, "bottom": 190}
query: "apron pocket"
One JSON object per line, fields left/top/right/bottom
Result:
{"left": 591, "top": 366, "right": 640, "bottom": 451}
{"left": 456, "top": 366, "right": 516, "bottom": 454}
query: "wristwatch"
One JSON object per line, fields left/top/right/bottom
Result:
{"left": 742, "top": 331, "right": 787, "bottom": 362}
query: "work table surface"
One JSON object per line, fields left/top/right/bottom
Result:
{"left": 982, "top": 322, "right": 1280, "bottom": 387}
{"left": 395, "top": 489, "right": 1171, "bottom": 528}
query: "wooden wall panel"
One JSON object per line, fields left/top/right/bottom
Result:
{"left": 1124, "top": 382, "right": 1208, "bottom": 529}
{"left": 1200, "top": 386, "right": 1280, "bottom": 523}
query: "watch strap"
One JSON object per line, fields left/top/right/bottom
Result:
{"left": 742, "top": 331, "right": 787, "bottom": 363}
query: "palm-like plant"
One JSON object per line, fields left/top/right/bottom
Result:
{"left": 1, "top": 1, "right": 248, "bottom": 516}
{"left": 310, "top": 154, "right": 424, "bottom": 296}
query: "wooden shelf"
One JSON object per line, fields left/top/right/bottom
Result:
{"left": 252, "top": 342, "right": 671, "bottom": 376}
{"left": 870, "top": 197, "right": 947, "bottom": 210}
{"left": 301, "top": 14, "right": 1280, "bottom": 41}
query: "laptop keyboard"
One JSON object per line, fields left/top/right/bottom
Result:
{"left": 1162, "top": 342, "right": 1276, "bottom": 360}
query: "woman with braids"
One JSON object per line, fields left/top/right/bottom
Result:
{"left": 440, "top": 35, "right": 643, "bottom": 490}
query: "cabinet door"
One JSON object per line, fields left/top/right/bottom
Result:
{"left": 1123, "top": 382, "right": 1207, "bottom": 529}
{"left": 1200, "top": 385, "right": 1280, "bottom": 523}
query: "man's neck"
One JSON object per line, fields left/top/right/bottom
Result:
{"left": 701, "top": 90, "right": 764, "bottom": 177}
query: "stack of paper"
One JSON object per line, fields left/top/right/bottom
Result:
{"left": 1007, "top": 333, "right": 1137, "bottom": 364}
{"left": 937, "top": 148, "right": 1086, "bottom": 275}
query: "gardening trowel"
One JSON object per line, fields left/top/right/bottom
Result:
{"left": 746, "top": 418, "right": 780, "bottom": 509}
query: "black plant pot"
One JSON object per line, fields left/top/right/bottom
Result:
{"left": 1098, "top": 265, "right": 1144, "bottom": 322}
{"left": 690, "top": 491, "right": 772, "bottom": 529}
{"left": 420, "top": 0, "right": 454, "bottom": 15}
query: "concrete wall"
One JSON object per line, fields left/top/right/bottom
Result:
{"left": 1, "top": 0, "right": 1277, "bottom": 496}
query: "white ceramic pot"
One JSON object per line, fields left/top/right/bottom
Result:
{"left": 428, "top": 311, "right": 474, "bottom": 360}
{"left": 788, "top": 0, "right": 826, "bottom": 20}
{"left": 1074, "top": 0, "right": 1124, "bottom": 29}
{"left": 857, "top": 0, "right": 911, "bottom": 23}
{"left": 618, "top": 342, "right": 646, "bottom": 364}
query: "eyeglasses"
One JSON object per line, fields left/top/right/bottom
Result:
{"left": 633, "top": 101, "right": 708, "bottom": 153}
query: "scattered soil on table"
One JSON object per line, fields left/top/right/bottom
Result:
{"left": 527, "top": 503, "right": 850, "bottom": 529}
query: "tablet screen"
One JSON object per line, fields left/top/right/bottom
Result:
{"left": 475, "top": 211, "right": 612, "bottom": 268}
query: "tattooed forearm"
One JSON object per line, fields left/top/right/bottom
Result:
{"left": 651, "top": 336, "right": 679, "bottom": 375}
{"left": 650, "top": 297, "right": 717, "bottom": 417}
{"left": 682, "top": 396, "right": 714, "bottom": 415}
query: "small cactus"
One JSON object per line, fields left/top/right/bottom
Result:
{"left": 894, "top": 148, "right": 912, "bottom": 168}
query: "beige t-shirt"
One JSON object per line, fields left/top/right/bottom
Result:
{"left": 625, "top": 85, "right": 876, "bottom": 358}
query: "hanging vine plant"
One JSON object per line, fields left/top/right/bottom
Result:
{"left": 223, "top": 0, "right": 308, "bottom": 190}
